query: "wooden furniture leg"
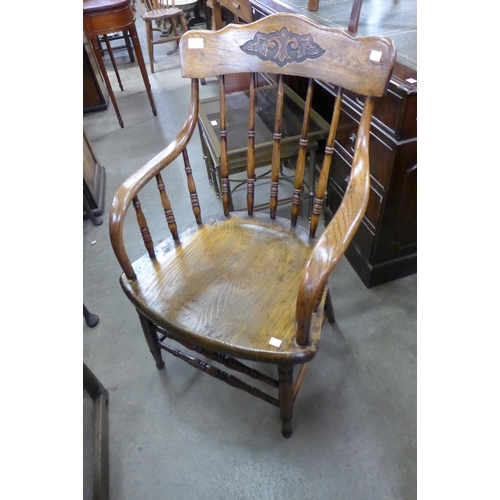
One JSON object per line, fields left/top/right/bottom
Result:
{"left": 103, "top": 34, "right": 124, "bottom": 91}
{"left": 307, "top": 0, "right": 319, "bottom": 11}
{"left": 84, "top": 192, "right": 103, "bottom": 226}
{"left": 210, "top": 1, "right": 222, "bottom": 30}
{"left": 278, "top": 364, "right": 295, "bottom": 438}
{"left": 325, "top": 288, "right": 336, "bottom": 324}
{"left": 128, "top": 25, "right": 157, "bottom": 116}
{"left": 138, "top": 311, "right": 164, "bottom": 369}
{"left": 84, "top": 363, "right": 109, "bottom": 500}
{"left": 145, "top": 20, "right": 154, "bottom": 73}
{"left": 123, "top": 30, "right": 135, "bottom": 62}
{"left": 90, "top": 34, "right": 125, "bottom": 128}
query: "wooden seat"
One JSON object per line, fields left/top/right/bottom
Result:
{"left": 137, "top": 0, "right": 189, "bottom": 73}
{"left": 109, "top": 13, "right": 396, "bottom": 438}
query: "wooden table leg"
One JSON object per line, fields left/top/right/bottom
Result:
{"left": 103, "top": 34, "right": 124, "bottom": 91}
{"left": 128, "top": 25, "right": 157, "bottom": 117}
{"left": 90, "top": 34, "right": 125, "bottom": 128}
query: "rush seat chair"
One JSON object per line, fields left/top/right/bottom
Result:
{"left": 109, "top": 13, "right": 396, "bottom": 437}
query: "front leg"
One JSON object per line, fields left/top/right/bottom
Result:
{"left": 278, "top": 364, "right": 295, "bottom": 438}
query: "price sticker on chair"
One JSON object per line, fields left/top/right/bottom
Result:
{"left": 188, "top": 38, "right": 204, "bottom": 49}
{"left": 269, "top": 337, "right": 282, "bottom": 347}
{"left": 369, "top": 50, "right": 382, "bottom": 62}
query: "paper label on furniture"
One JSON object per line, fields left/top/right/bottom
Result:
{"left": 269, "top": 337, "right": 282, "bottom": 347}
{"left": 210, "top": 120, "right": 218, "bottom": 126}
{"left": 188, "top": 38, "right": 204, "bottom": 49}
{"left": 406, "top": 78, "right": 417, "bottom": 84}
{"left": 369, "top": 50, "right": 382, "bottom": 62}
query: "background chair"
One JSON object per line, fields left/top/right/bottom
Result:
{"left": 137, "top": 0, "right": 189, "bottom": 73}
{"left": 109, "top": 13, "right": 396, "bottom": 438}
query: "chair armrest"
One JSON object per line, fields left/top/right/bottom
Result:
{"left": 295, "top": 96, "right": 375, "bottom": 345}
{"left": 109, "top": 79, "right": 200, "bottom": 280}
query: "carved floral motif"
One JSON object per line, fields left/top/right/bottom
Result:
{"left": 240, "top": 27, "right": 325, "bottom": 67}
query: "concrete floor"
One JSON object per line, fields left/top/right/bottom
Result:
{"left": 83, "top": 20, "right": 417, "bottom": 500}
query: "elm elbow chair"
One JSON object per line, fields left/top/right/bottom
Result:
{"left": 109, "top": 13, "right": 396, "bottom": 438}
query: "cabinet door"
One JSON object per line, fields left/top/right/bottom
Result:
{"left": 326, "top": 148, "right": 383, "bottom": 262}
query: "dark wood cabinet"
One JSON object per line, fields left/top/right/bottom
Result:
{"left": 322, "top": 64, "right": 417, "bottom": 287}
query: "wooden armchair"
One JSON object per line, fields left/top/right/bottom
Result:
{"left": 109, "top": 13, "right": 396, "bottom": 438}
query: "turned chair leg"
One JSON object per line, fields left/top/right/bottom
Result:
{"left": 137, "top": 311, "right": 165, "bottom": 369}
{"left": 325, "top": 287, "right": 336, "bottom": 324}
{"left": 278, "top": 364, "right": 294, "bottom": 438}
{"left": 145, "top": 20, "right": 154, "bottom": 74}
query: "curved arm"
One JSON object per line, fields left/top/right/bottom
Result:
{"left": 109, "top": 79, "right": 200, "bottom": 280}
{"left": 295, "top": 96, "right": 375, "bottom": 346}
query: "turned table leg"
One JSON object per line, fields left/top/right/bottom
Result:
{"left": 90, "top": 34, "right": 124, "bottom": 128}
{"left": 128, "top": 25, "right": 157, "bottom": 117}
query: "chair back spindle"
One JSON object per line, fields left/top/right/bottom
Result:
{"left": 291, "top": 77, "right": 314, "bottom": 227}
{"left": 133, "top": 196, "right": 156, "bottom": 258}
{"left": 182, "top": 149, "right": 202, "bottom": 223}
{"left": 309, "top": 88, "right": 343, "bottom": 238}
{"left": 269, "top": 74, "right": 284, "bottom": 220}
{"left": 246, "top": 72, "right": 256, "bottom": 215}
{"left": 156, "top": 172, "right": 179, "bottom": 240}
{"left": 219, "top": 75, "right": 231, "bottom": 216}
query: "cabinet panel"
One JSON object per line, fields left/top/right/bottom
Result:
{"left": 327, "top": 176, "right": 377, "bottom": 261}
{"left": 371, "top": 139, "right": 417, "bottom": 264}
{"left": 218, "top": 0, "right": 253, "bottom": 22}
{"left": 344, "top": 75, "right": 417, "bottom": 141}
{"left": 329, "top": 147, "right": 383, "bottom": 231}
{"left": 334, "top": 103, "right": 396, "bottom": 192}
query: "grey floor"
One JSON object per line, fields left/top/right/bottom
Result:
{"left": 83, "top": 20, "right": 417, "bottom": 500}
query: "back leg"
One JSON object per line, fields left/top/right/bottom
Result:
{"left": 325, "top": 287, "right": 336, "bottom": 324}
{"left": 137, "top": 311, "right": 165, "bottom": 369}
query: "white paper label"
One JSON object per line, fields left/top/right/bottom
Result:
{"left": 188, "top": 38, "right": 204, "bottom": 49}
{"left": 406, "top": 78, "right": 417, "bottom": 84}
{"left": 269, "top": 337, "right": 282, "bottom": 347}
{"left": 210, "top": 120, "right": 218, "bottom": 126}
{"left": 369, "top": 50, "right": 382, "bottom": 62}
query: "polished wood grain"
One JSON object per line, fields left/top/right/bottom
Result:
{"left": 290, "top": 77, "right": 313, "bottom": 227}
{"left": 156, "top": 172, "right": 179, "bottom": 240}
{"left": 246, "top": 72, "right": 256, "bottom": 215}
{"left": 309, "top": 88, "right": 343, "bottom": 238}
{"left": 296, "top": 96, "right": 375, "bottom": 345}
{"left": 109, "top": 78, "right": 200, "bottom": 279}
{"left": 269, "top": 74, "right": 284, "bottom": 219}
{"left": 120, "top": 212, "right": 325, "bottom": 363}
{"left": 179, "top": 14, "right": 395, "bottom": 96}
{"left": 108, "top": 13, "right": 396, "bottom": 437}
